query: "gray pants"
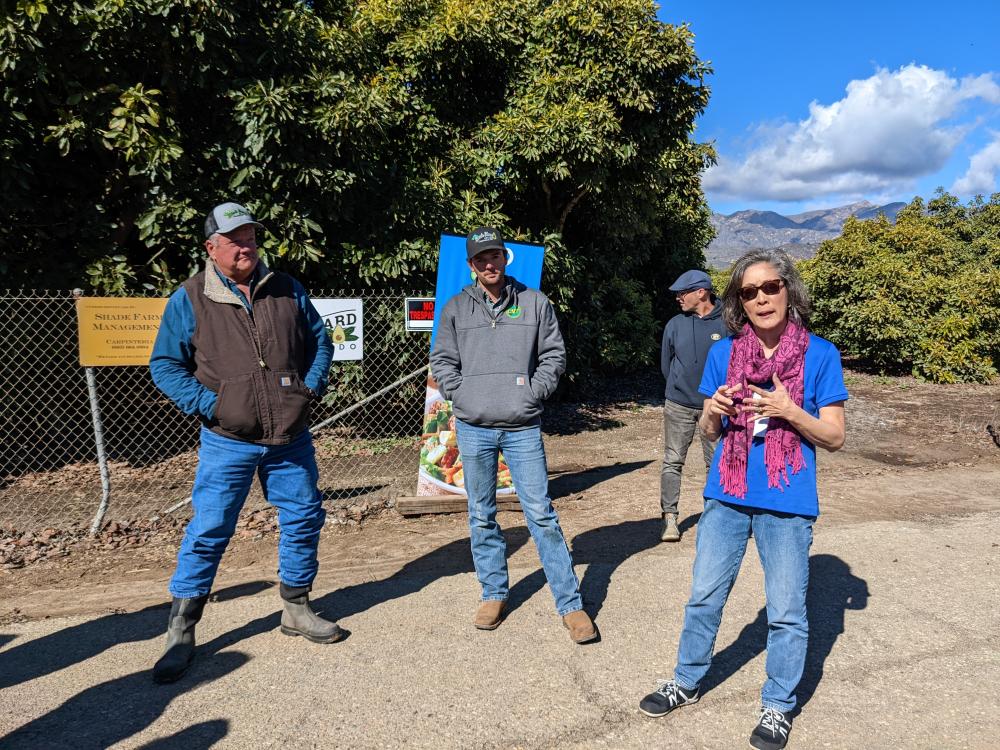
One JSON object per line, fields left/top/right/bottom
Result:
{"left": 659, "top": 399, "right": 716, "bottom": 515}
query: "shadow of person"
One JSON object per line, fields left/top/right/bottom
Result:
{"left": 697, "top": 553, "right": 869, "bottom": 713}
{"left": 1, "top": 640, "right": 249, "bottom": 749}
{"left": 549, "top": 460, "right": 653, "bottom": 498}
{"left": 134, "top": 719, "right": 230, "bottom": 750}
{"left": 302, "top": 526, "right": 534, "bottom": 626}
{"left": 506, "top": 517, "right": 666, "bottom": 622}
{"left": 796, "top": 553, "right": 869, "bottom": 709}
{"left": 0, "top": 580, "right": 272, "bottom": 691}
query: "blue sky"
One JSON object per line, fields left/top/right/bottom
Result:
{"left": 658, "top": 1, "right": 1000, "bottom": 215}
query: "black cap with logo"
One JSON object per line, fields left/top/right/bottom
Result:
{"left": 466, "top": 227, "right": 506, "bottom": 260}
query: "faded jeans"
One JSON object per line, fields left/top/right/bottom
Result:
{"left": 455, "top": 419, "right": 583, "bottom": 616}
{"left": 660, "top": 399, "right": 716, "bottom": 515}
{"left": 170, "top": 427, "right": 325, "bottom": 598}
{"left": 674, "top": 497, "right": 814, "bottom": 713}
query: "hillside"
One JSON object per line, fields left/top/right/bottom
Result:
{"left": 706, "top": 200, "right": 905, "bottom": 267}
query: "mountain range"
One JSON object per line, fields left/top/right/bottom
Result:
{"left": 706, "top": 200, "right": 906, "bottom": 267}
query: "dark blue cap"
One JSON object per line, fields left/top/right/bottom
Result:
{"left": 668, "top": 269, "right": 713, "bottom": 292}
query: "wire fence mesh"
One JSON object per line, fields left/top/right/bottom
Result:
{"left": 0, "top": 289, "right": 433, "bottom": 532}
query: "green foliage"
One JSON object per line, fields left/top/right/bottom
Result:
{"left": 2, "top": 0, "right": 713, "bottom": 387}
{"left": 801, "top": 190, "right": 1000, "bottom": 383}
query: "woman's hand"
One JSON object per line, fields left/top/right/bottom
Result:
{"left": 747, "top": 373, "right": 846, "bottom": 451}
{"left": 700, "top": 383, "right": 741, "bottom": 440}
{"left": 746, "top": 373, "right": 795, "bottom": 421}
{"left": 707, "top": 383, "right": 742, "bottom": 418}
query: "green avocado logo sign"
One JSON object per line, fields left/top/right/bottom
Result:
{"left": 506, "top": 305, "right": 523, "bottom": 319}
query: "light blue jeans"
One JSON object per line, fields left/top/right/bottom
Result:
{"left": 455, "top": 419, "right": 583, "bottom": 616}
{"left": 169, "top": 427, "right": 325, "bottom": 598}
{"left": 674, "top": 497, "right": 813, "bottom": 713}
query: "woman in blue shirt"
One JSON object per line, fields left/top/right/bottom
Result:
{"left": 638, "top": 249, "right": 848, "bottom": 750}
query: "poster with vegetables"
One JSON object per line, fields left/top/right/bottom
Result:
{"left": 416, "top": 234, "right": 545, "bottom": 497}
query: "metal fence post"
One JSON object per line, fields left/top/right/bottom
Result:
{"left": 73, "top": 289, "right": 112, "bottom": 535}
{"left": 85, "top": 366, "right": 112, "bottom": 535}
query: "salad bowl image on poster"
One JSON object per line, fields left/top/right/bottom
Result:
{"left": 417, "top": 381, "right": 515, "bottom": 497}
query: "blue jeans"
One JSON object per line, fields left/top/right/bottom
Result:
{"left": 674, "top": 497, "right": 813, "bottom": 713}
{"left": 169, "top": 427, "right": 326, "bottom": 598}
{"left": 455, "top": 420, "right": 583, "bottom": 616}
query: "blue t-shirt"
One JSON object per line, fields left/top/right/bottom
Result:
{"left": 699, "top": 334, "right": 848, "bottom": 517}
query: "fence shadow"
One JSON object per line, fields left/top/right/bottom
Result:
{"left": 0, "top": 581, "right": 270, "bottom": 691}
{"left": 698, "top": 553, "right": 869, "bottom": 713}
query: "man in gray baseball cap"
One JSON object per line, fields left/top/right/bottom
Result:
{"left": 148, "top": 200, "right": 341, "bottom": 684}
{"left": 203, "top": 201, "right": 264, "bottom": 238}
{"left": 658, "top": 269, "right": 728, "bottom": 541}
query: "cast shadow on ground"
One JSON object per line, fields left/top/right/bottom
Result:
{"left": 135, "top": 719, "right": 230, "bottom": 750}
{"left": 0, "top": 634, "right": 16, "bottom": 650}
{"left": 320, "top": 484, "right": 388, "bottom": 502}
{"left": 1, "top": 639, "right": 247, "bottom": 749}
{"left": 698, "top": 553, "right": 869, "bottom": 713}
{"left": 506, "top": 514, "right": 700, "bottom": 623}
{"left": 549, "top": 460, "right": 653, "bottom": 499}
{"left": 309, "top": 526, "right": 534, "bottom": 624}
{"left": 0, "top": 581, "right": 272, "bottom": 691}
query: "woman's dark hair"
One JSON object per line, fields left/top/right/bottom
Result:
{"left": 721, "top": 249, "right": 812, "bottom": 332}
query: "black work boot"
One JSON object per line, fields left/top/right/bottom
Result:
{"left": 279, "top": 583, "right": 344, "bottom": 644}
{"left": 152, "top": 595, "right": 208, "bottom": 684}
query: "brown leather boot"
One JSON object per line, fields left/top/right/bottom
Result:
{"left": 474, "top": 600, "right": 506, "bottom": 630}
{"left": 562, "top": 609, "right": 597, "bottom": 643}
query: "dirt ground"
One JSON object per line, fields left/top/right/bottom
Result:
{"left": 2, "top": 369, "right": 999, "bottom": 621}
{"left": 2, "top": 369, "right": 1000, "bottom": 749}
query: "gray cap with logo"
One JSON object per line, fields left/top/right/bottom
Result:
{"left": 204, "top": 202, "right": 263, "bottom": 239}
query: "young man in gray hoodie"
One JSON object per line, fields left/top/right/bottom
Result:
{"left": 430, "top": 227, "right": 597, "bottom": 643}
{"left": 659, "top": 270, "right": 728, "bottom": 541}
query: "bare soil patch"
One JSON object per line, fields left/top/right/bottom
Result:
{"left": 2, "top": 368, "right": 999, "bottom": 623}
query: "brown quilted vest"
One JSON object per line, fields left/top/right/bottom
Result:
{"left": 183, "top": 263, "right": 311, "bottom": 445}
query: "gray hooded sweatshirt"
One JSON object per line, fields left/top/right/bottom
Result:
{"left": 430, "top": 276, "right": 565, "bottom": 429}
{"left": 661, "top": 298, "right": 728, "bottom": 409}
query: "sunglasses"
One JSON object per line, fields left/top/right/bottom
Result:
{"left": 738, "top": 279, "right": 784, "bottom": 302}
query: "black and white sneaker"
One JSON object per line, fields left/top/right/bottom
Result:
{"left": 749, "top": 706, "right": 792, "bottom": 750}
{"left": 638, "top": 678, "right": 700, "bottom": 717}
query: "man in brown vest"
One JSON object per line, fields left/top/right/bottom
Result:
{"left": 148, "top": 202, "right": 341, "bottom": 684}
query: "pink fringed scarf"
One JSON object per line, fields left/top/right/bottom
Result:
{"left": 719, "top": 321, "right": 810, "bottom": 498}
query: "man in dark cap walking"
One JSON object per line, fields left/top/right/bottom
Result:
{"left": 658, "top": 270, "right": 728, "bottom": 541}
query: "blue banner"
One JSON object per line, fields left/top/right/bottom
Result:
{"left": 429, "top": 234, "right": 545, "bottom": 347}
{"left": 417, "top": 234, "right": 546, "bottom": 498}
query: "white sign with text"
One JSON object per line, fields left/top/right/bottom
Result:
{"left": 312, "top": 298, "right": 364, "bottom": 361}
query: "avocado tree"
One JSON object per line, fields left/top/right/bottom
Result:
{"left": 801, "top": 190, "right": 1000, "bottom": 383}
{"left": 2, "top": 0, "right": 714, "bottom": 382}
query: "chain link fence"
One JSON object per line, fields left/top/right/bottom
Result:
{"left": 0, "top": 289, "right": 433, "bottom": 532}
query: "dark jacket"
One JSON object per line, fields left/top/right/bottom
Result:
{"left": 150, "top": 263, "right": 332, "bottom": 445}
{"left": 661, "top": 299, "right": 728, "bottom": 409}
{"left": 430, "top": 276, "right": 565, "bottom": 429}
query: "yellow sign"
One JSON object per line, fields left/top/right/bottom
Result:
{"left": 77, "top": 297, "right": 168, "bottom": 366}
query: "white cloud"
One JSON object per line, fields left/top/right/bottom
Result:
{"left": 952, "top": 134, "right": 1000, "bottom": 195}
{"left": 705, "top": 64, "right": 1000, "bottom": 202}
